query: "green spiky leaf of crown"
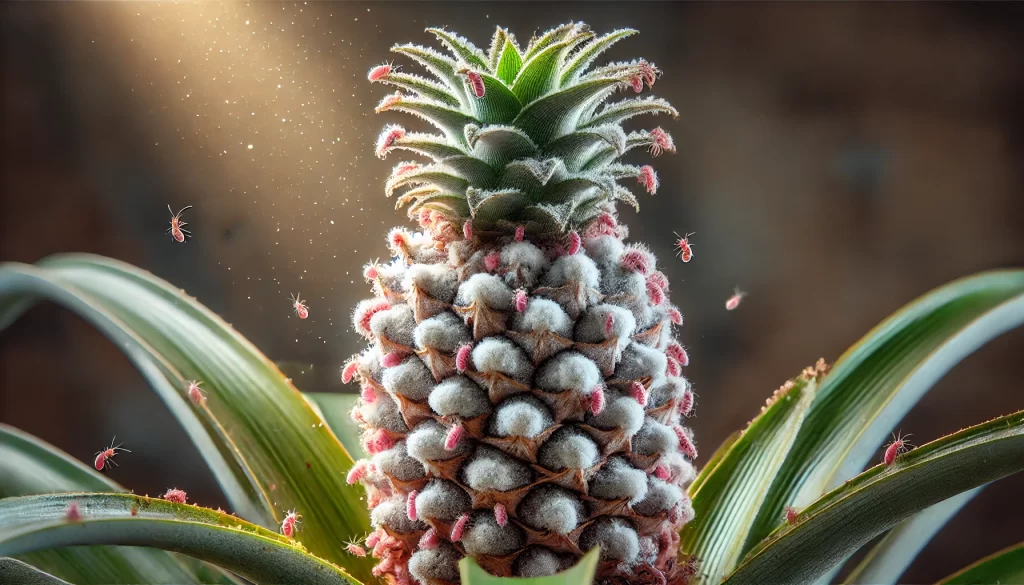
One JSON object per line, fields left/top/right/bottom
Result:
{"left": 371, "top": 24, "right": 678, "bottom": 241}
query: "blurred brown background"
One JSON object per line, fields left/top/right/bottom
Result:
{"left": 2, "top": 2, "right": 1022, "bottom": 582}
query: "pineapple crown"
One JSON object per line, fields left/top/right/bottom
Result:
{"left": 370, "top": 23, "right": 678, "bottom": 242}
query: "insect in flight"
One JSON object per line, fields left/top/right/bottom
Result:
{"left": 675, "top": 232, "right": 695, "bottom": 262}
{"left": 290, "top": 293, "right": 309, "bottom": 319}
{"left": 166, "top": 205, "right": 193, "bottom": 243}
{"left": 94, "top": 437, "right": 130, "bottom": 471}
{"left": 725, "top": 287, "right": 748, "bottom": 311}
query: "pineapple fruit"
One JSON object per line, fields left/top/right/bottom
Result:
{"left": 345, "top": 23, "right": 697, "bottom": 585}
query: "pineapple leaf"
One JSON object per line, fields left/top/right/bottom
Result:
{"left": 560, "top": 28, "right": 638, "bottom": 85}
{"left": 407, "top": 194, "right": 472, "bottom": 219}
{"left": 441, "top": 155, "right": 500, "bottom": 186}
{"left": 304, "top": 394, "right": 362, "bottom": 464}
{"left": 467, "top": 125, "right": 538, "bottom": 168}
{"left": 0, "top": 424, "right": 240, "bottom": 585}
{"left": 584, "top": 96, "right": 679, "bottom": 128}
{"left": 512, "top": 39, "right": 577, "bottom": 106}
{"left": 842, "top": 488, "right": 980, "bottom": 585}
{"left": 520, "top": 202, "right": 574, "bottom": 232}
{"left": 389, "top": 132, "right": 466, "bottom": 161}
{"left": 541, "top": 125, "right": 628, "bottom": 172}
{"left": 384, "top": 97, "right": 479, "bottom": 145}
{"left": 372, "top": 72, "right": 459, "bottom": 106}
{"left": 426, "top": 28, "right": 489, "bottom": 71}
{"left": 459, "top": 546, "right": 600, "bottom": 585}
{"left": 0, "top": 493, "right": 360, "bottom": 585}
{"left": 724, "top": 410, "right": 1024, "bottom": 585}
{"left": 487, "top": 27, "right": 510, "bottom": 72}
{"left": 468, "top": 72, "right": 523, "bottom": 124}
{"left": 936, "top": 542, "right": 1024, "bottom": 585}
{"left": 523, "top": 23, "right": 582, "bottom": 62}
{"left": 497, "top": 158, "right": 568, "bottom": 195}
{"left": 680, "top": 371, "right": 821, "bottom": 584}
{"left": 688, "top": 431, "right": 741, "bottom": 496}
{"left": 0, "top": 255, "right": 376, "bottom": 582}
{"left": 0, "top": 558, "right": 70, "bottom": 585}
{"left": 514, "top": 79, "right": 622, "bottom": 145}
{"left": 385, "top": 166, "right": 470, "bottom": 198}
{"left": 746, "top": 270, "right": 1024, "bottom": 553}
{"left": 494, "top": 38, "right": 523, "bottom": 85}
{"left": 391, "top": 43, "right": 467, "bottom": 104}
{"left": 466, "top": 187, "right": 532, "bottom": 222}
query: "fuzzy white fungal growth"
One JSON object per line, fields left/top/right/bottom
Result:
{"left": 515, "top": 547, "right": 567, "bottom": 578}
{"left": 463, "top": 446, "right": 533, "bottom": 492}
{"left": 634, "top": 477, "right": 684, "bottom": 517}
{"left": 579, "top": 518, "right": 640, "bottom": 563}
{"left": 369, "top": 304, "right": 417, "bottom": 348}
{"left": 373, "top": 441, "right": 425, "bottom": 482}
{"left": 414, "top": 311, "right": 472, "bottom": 351}
{"left": 616, "top": 342, "right": 668, "bottom": 387}
{"left": 409, "top": 542, "right": 462, "bottom": 583}
{"left": 501, "top": 241, "right": 550, "bottom": 286}
{"left": 538, "top": 426, "right": 600, "bottom": 471}
{"left": 648, "top": 376, "right": 690, "bottom": 410}
{"left": 360, "top": 391, "right": 409, "bottom": 433}
{"left": 456, "top": 273, "right": 515, "bottom": 309}
{"left": 511, "top": 298, "right": 573, "bottom": 338}
{"left": 491, "top": 395, "right": 554, "bottom": 438}
{"left": 586, "top": 391, "right": 645, "bottom": 436}
{"left": 407, "top": 420, "right": 468, "bottom": 463}
{"left": 589, "top": 457, "right": 649, "bottom": 504}
{"left": 415, "top": 480, "right": 471, "bottom": 522}
{"left": 518, "top": 486, "right": 585, "bottom": 534}
{"left": 583, "top": 234, "right": 626, "bottom": 268}
{"left": 371, "top": 496, "right": 427, "bottom": 533}
{"left": 535, "top": 351, "right": 601, "bottom": 393}
{"left": 574, "top": 304, "right": 636, "bottom": 346}
{"left": 381, "top": 357, "right": 434, "bottom": 401}
{"left": 428, "top": 376, "right": 491, "bottom": 418}
{"left": 662, "top": 451, "right": 698, "bottom": 486}
{"left": 542, "top": 253, "right": 601, "bottom": 290}
{"left": 632, "top": 418, "right": 679, "bottom": 456}
{"left": 471, "top": 337, "right": 534, "bottom": 382}
{"left": 404, "top": 263, "right": 460, "bottom": 302}
{"left": 461, "top": 511, "right": 526, "bottom": 557}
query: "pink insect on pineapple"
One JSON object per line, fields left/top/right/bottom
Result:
{"left": 883, "top": 431, "right": 913, "bottom": 466}
{"left": 637, "top": 165, "right": 659, "bottom": 194}
{"left": 784, "top": 506, "right": 799, "bottom": 525}
{"left": 186, "top": 380, "right": 206, "bottom": 405}
{"left": 94, "top": 437, "right": 130, "bottom": 471}
{"left": 163, "top": 488, "right": 187, "bottom": 504}
{"left": 344, "top": 540, "right": 368, "bottom": 557}
{"left": 290, "top": 293, "right": 309, "bottom": 319}
{"left": 675, "top": 231, "right": 695, "bottom": 263}
{"left": 166, "top": 205, "right": 193, "bottom": 243}
{"left": 367, "top": 61, "right": 397, "bottom": 82}
{"left": 281, "top": 509, "right": 301, "bottom": 538}
{"left": 725, "top": 287, "right": 748, "bottom": 311}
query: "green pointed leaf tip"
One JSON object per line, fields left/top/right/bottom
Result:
{"left": 724, "top": 410, "right": 1024, "bottom": 585}
{"left": 373, "top": 23, "right": 675, "bottom": 236}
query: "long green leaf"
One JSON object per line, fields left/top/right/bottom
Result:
{"left": 0, "top": 424, "right": 239, "bottom": 584}
{"left": 688, "top": 431, "right": 740, "bottom": 497}
{"left": 937, "top": 542, "right": 1024, "bottom": 585}
{"left": 0, "top": 255, "right": 374, "bottom": 581}
{"left": 0, "top": 558, "right": 72, "bottom": 585}
{"left": 0, "top": 493, "right": 359, "bottom": 585}
{"left": 459, "top": 547, "right": 599, "bottom": 585}
{"left": 304, "top": 394, "right": 361, "bottom": 465}
{"left": 723, "top": 410, "right": 1024, "bottom": 585}
{"left": 494, "top": 38, "right": 523, "bottom": 85}
{"left": 680, "top": 368, "right": 822, "bottom": 583}
{"left": 747, "top": 270, "right": 1024, "bottom": 551}
{"left": 842, "top": 488, "right": 979, "bottom": 585}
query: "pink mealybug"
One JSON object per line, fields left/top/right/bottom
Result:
{"left": 345, "top": 540, "right": 367, "bottom": 557}
{"left": 654, "top": 464, "right": 670, "bottom": 480}
{"left": 639, "top": 60, "right": 661, "bottom": 88}
{"left": 375, "top": 124, "right": 406, "bottom": 159}
{"left": 621, "top": 248, "right": 650, "bottom": 274}
{"left": 458, "top": 69, "right": 486, "bottom": 98}
{"left": 884, "top": 431, "right": 913, "bottom": 466}
{"left": 675, "top": 231, "right": 695, "bottom": 263}
{"left": 629, "top": 380, "right": 648, "bottom": 406}
{"left": 375, "top": 92, "right": 403, "bottom": 113}
{"left": 289, "top": 293, "right": 308, "bottom": 319}
{"left": 784, "top": 506, "right": 799, "bottom": 525}
{"left": 483, "top": 251, "right": 501, "bottom": 272}
{"left": 392, "top": 162, "right": 419, "bottom": 177}
{"left": 360, "top": 383, "right": 377, "bottom": 404}
{"left": 568, "top": 230, "right": 582, "bottom": 255}
{"left": 444, "top": 423, "right": 465, "bottom": 451}
{"left": 367, "top": 62, "right": 395, "bottom": 82}
{"left": 678, "top": 389, "right": 695, "bottom": 417}
{"left": 667, "top": 342, "right": 689, "bottom": 367}
{"left": 647, "top": 279, "right": 665, "bottom": 306}
{"left": 637, "top": 165, "right": 658, "bottom": 194}
{"left": 450, "top": 513, "right": 470, "bottom": 541}
{"left": 629, "top": 75, "right": 644, "bottom": 93}
{"left": 281, "top": 510, "right": 301, "bottom": 538}
{"left": 166, "top": 205, "right": 193, "bottom": 243}
{"left": 514, "top": 225, "right": 525, "bottom": 242}
{"left": 666, "top": 356, "right": 681, "bottom": 377}
{"left": 94, "top": 437, "right": 130, "bottom": 471}
{"left": 647, "top": 271, "right": 669, "bottom": 291}
{"left": 455, "top": 343, "right": 473, "bottom": 373}
{"left": 513, "top": 289, "right": 528, "bottom": 313}
{"left": 341, "top": 357, "right": 360, "bottom": 384}
{"left": 186, "top": 380, "right": 206, "bottom": 405}
{"left": 725, "top": 287, "right": 747, "bottom": 311}
{"left": 589, "top": 385, "right": 606, "bottom": 415}
{"left": 668, "top": 306, "right": 684, "bottom": 325}
{"left": 364, "top": 428, "right": 395, "bottom": 454}
{"left": 604, "top": 313, "right": 616, "bottom": 337}
{"left": 648, "top": 127, "right": 676, "bottom": 157}
{"left": 162, "top": 488, "right": 187, "bottom": 504}
{"left": 494, "top": 503, "right": 508, "bottom": 527}
{"left": 462, "top": 220, "right": 473, "bottom": 240}
{"left": 406, "top": 490, "right": 419, "bottom": 521}
{"left": 419, "top": 527, "right": 439, "bottom": 550}
{"left": 66, "top": 501, "right": 82, "bottom": 522}
{"left": 363, "top": 262, "right": 380, "bottom": 281}
{"left": 381, "top": 350, "right": 405, "bottom": 368}
{"left": 346, "top": 460, "right": 372, "bottom": 485}
{"left": 675, "top": 426, "right": 698, "bottom": 460}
